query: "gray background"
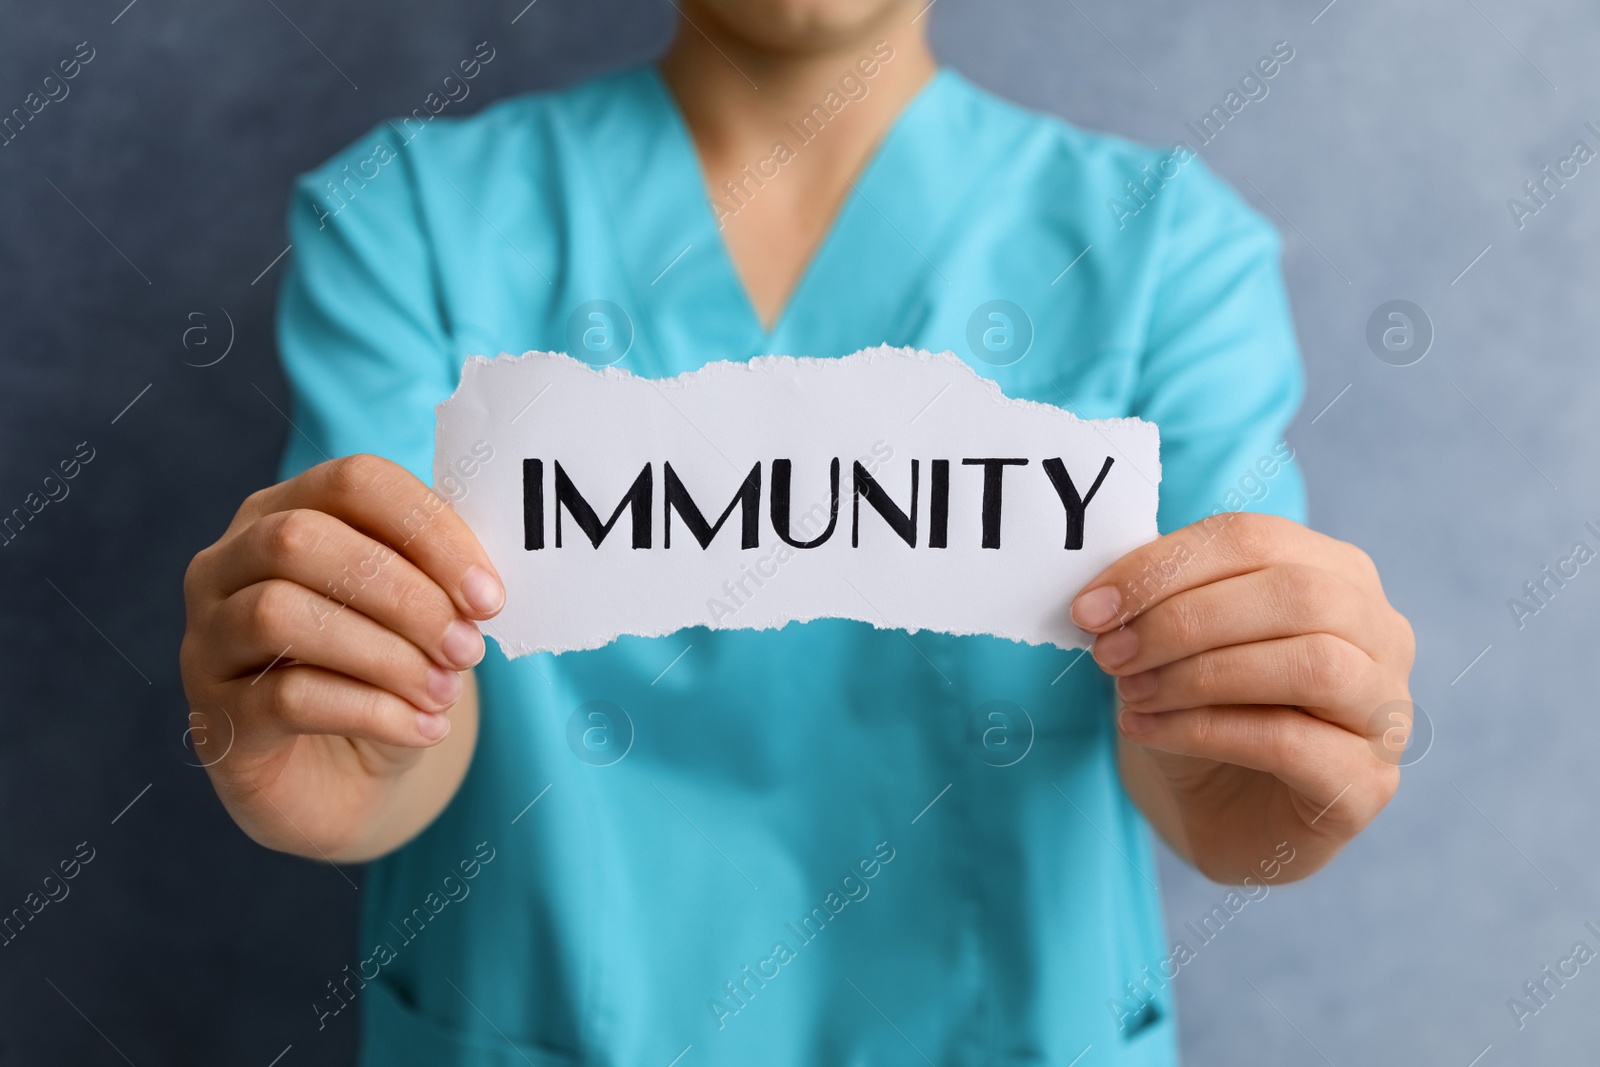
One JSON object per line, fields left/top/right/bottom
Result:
{"left": 1, "top": 0, "right": 1595, "bottom": 1063}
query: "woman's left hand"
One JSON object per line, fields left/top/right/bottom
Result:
{"left": 1071, "top": 512, "right": 1415, "bottom": 883}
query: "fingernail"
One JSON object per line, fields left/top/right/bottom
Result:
{"left": 1117, "top": 670, "right": 1158, "bottom": 703}
{"left": 1118, "top": 709, "right": 1150, "bottom": 736}
{"left": 415, "top": 710, "right": 451, "bottom": 741}
{"left": 426, "top": 667, "right": 462, "bottom": 707}
{"left": 442, "top": 619, "right": 484, "bottom": 668}
{"left": 1072, "top": 586, "right": 1121, "bottom": 629}
{"left": 461, "top": 566, "right": 505, "bottom": 615}
{"left": 1094, "top": 628, "right": 1139, "bottom": 669}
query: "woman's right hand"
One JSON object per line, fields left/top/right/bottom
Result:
{"left": 180, "top": 454, "right": 505, "bottom": 862}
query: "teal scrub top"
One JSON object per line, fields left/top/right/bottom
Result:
{"left": 277, "top": 64, "right": 1306, "bottom": 1067}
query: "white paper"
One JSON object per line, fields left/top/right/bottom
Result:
{"left": 434, "top": 347, "right": 1161, "bottom": 656}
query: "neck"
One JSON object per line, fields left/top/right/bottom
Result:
{"left": 659, "top": 10, "right": 936, "bottom": 176}
{"left": 656, "top": 5, "right": 936, "bottom": 329}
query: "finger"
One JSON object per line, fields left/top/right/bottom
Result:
{"left": 1071, "top": 512, "right": 1347, "bottom": 633}
{"left": 1091, "top": 564, "right": 1383, "bottom": 675}
{"left": 1116, "top": 633, "right": 1383, "bottom": 734}
{"left": 240, "top": 454, "right": 504, "bottom": 620}
{"left": 230, "top": 664, "right": 452, "bottom": 747}
{"left": 1118, "top": 704, "right": 1396, "bottom": 832}
{"left": 204, "top": 508, "right": 485, "bottom": 670}
{"left": 209, "top": 579, "right": 464, "bottom": 714}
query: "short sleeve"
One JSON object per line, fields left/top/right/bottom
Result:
{"left": 275, "top": 127, "right": 455, "bottom": 486}
{"left": 1131, "top": 159, "right": 1307, "bottom": 533}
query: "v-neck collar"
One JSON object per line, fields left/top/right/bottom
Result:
{"left": 641, "top": 63, "right": 948, "bottom": 344}
{"left": 567, "top": 62, "right": 1027, "bottom": 370}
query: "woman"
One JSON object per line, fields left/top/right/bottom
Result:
{"left": 180, "top": 1, "right": 1414, "bottom": 1063}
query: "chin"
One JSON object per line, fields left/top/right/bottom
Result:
{"left": 685, "top": 0, "right": 913, "bottom": 53}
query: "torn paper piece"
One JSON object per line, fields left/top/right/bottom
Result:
{"left": 434, "top": 347, "right": 1161, "bottom": 656}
